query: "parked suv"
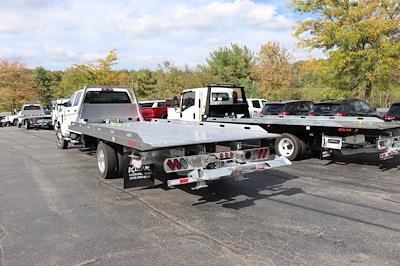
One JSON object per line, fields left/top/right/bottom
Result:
{"left": 261, "top": 100, "right": 314, "bottom": 116}
{"left": 309, "top": 99, "right": 380, "bottom": 117}
{"left": 384, "top": 102, "right": 400, "bottom": 121}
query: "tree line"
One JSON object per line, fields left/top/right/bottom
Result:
{"left": 1, "top": 0, "right": 399, "bottom": 112}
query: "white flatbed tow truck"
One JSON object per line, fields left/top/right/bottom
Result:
{"left": 57, "top": 86, "right": 291, "bottom": 189}
{"left": 17, "top": 104, "right": 52, "bottom": 130}
{"left": 171, "top": 84, "right": 400, "bottom": 161}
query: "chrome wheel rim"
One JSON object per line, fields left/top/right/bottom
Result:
{"left": 278, "top": 138, "right": 294, "bottom": 157}
{"left": 56, "top": 132, "right": 63, "bottom": 146}
{"left": 98, "top": 148, "right": 106, "bottom": 173}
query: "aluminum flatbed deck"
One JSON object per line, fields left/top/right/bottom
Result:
{"left": 70, "top": 119, "right": 279, "bottom": 151}
{"left": 207, "top": 115, "right": 400, "bottom": 132}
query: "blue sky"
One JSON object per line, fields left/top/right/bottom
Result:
{"left": 0, "top": 0, "right": 321, "bottom": 70}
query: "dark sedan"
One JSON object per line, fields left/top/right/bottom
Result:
{"left": 384, "top": 102, "right": 400, "bottom": 121}
{"left": 261, "top": 100, "right": 314, "bottom": 116}
{"left": 309, "top": 99, "right": 381, "bottom": 117}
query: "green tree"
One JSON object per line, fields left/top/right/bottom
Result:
{"left": 291, "top": 0, "right": 400, "bottom": 100}
{"left": 205, "top": 43, "right": 259, "bottom": 97}
{"left": 59, "top": 50, "right": 124, "bottom": 97}
{"left": 33, "top": 67, "right": 53, "bottom": 108}
{"left": 129, "top": 69, "right": 159, "bottom": 99}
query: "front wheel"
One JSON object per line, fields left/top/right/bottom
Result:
{"left": 275, "top": 133, "right": 304, "bottom": 160}
{"left": 56, "top": 129, "right": 68, "bottom": 149}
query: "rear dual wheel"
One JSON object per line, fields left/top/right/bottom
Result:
{"left": 275, "top": 133, "right": 306, "bottom": 160}
{"left": 25, "top": 120, "right": 30, "bottom": 130}
{"left": 97, "top": 142, "right": 123, "bottom": 179}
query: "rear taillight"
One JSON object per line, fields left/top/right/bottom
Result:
{"left": 166, "top": 160, "right": 175, "bottom": 170}
{"left": 307, "top": 112, "right": 314, "bottom": 116}
{"left": 173, "top": 159, "right": 182, "bottom": 170}
{"left": 384, "top": 114, "right": 395, "bottom": 121}
{"left": 219, "top": 152, "right": 234, "bottom": 159}
{"left": 335, "top": 113, "right": 348, "bottom": 117}
{"left": 166, "top": 158, "right": 188, "bottom": 171}
{"left": 278, "top": 111, "right": 290, "bottom": 116}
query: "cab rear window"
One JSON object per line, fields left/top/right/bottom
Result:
{"left": 84, "top": 91, "right": 131, "bottom": 104}
{"left": 23, "top": 105, "right": 41, "bottom": 111}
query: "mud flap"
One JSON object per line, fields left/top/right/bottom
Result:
{"left": 123, "top": 153, "right": 155, "bottom": 189}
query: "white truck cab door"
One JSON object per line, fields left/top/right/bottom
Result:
{"left": 61, "top": 91, "right": 83, "bottom": 136}
{"left": 249, "top": 100, "right": 262, "bottom": 118}
{"left": 180, "top": 91, "right": 198, "bottom": 121}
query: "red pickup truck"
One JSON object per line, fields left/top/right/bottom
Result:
{"left": 139, "top": 100, "right": 169, "bottom": 121}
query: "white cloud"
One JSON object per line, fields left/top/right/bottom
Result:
{"left": 0, "top": 0, "right": 319, "bottom": 70}
{"left": 118, "top": 0, "right": 293, "bottom": 38}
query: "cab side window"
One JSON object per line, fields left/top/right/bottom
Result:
{"left": 252, "top": 100, "right": 261, "bottom": 108}
{"left": 182, "top": 92, "right": 195, "bottom": 111}
{"left": 73, "top": 91, "right": 83, "bottom": 106}
{"left": 67, "top": 93, "right": 76, "bottom": 107}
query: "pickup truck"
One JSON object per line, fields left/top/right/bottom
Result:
{"left": 169, "top": 84, "right": 400, "bottom": 161}
{"left": 2, "top": 114, "right": 18, "bottom": 126}
{"left": 247, "top": 98, "right": 268, "bottom": 118}
{"left": 139, "top": 100, "right": 168, "bottom": 121}
{"left": 51, "top": 98, "right": 69, "bottom": 129}
{"left": 56, "top": 86, "right": 290, "bottom": 190}
{"left": 17, "top": 104, "right": 53, "bottom": 129}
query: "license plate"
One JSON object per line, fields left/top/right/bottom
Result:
{"left": 322, "top": 136, "right": 342, "bottom": 150}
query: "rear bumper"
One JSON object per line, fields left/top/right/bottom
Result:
{"left": 379, "top": 136, "right": 400, "bottom": 160}
{"left": 167, "top": 156, "right": 291, "bottom": 189}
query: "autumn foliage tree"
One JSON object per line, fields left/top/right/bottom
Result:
{"left": 252, "top": 42, "right": 293, "bottom": 100}
{"left": 59, "top": 50, "right": 128, "bottom": 98}
{"left": 0, "top": 59, "right": 36, "bottom": 112}
{"left": 291, "top": 0, "right": 400, "bottom": 101}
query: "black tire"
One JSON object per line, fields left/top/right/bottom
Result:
{"left": 56, "top": 129, "right": 68, "bottom": 149}
{"left": 25, "top": 120, "right": 30, "bottom": 130}
{"left": 116, "top": 149, "right": 124, "bottom": 178}
{"left": 97, "top": 142, "right": 118, "bottom": 179}
{"left": 275, "top": 133, "right": 302, "bottom": 160}
{"left": 298, "top": 138, "right": 307, "bottom": 158}
{"left": 13, "top": 119, "right": 18, "bottom": 126}
{"left": 18, "top": 122, "right": 21, "bottom": 128}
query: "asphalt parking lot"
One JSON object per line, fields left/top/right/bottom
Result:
{"left": 0, "top": 127, "right": 399, "bottom": 265}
